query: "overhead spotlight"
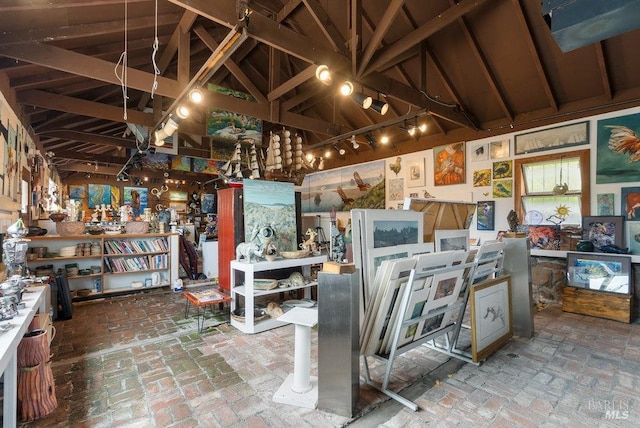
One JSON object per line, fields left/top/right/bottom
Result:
{"left": 418, "top": 122, "right": 427, "bottom": 133}
{"left": 176, "top": 105, "right": 190, "bottom": 120}
{"left": 338, "top": 147, "right": 346, "bottom": 156}
{"left": 408, "top": 126, "right": 417, "bottom": 137}
{"left": 350, "top": 135, "right": 359, "bottom": 149}
{"left": 352, "top": 92, "right": 373, "bottom": 109}
{"left": 306, "top": 153, "right": 314, "bottom": 162}
{"left": 318, "top": 157, "right": 325, "bottom": 170}
{"left": 324, "top": 147, "right": 332, "bottom": 158}
{"left": 380, "top": 134, "right": 390, "bottom": 145}
{"left": 84, "top": 173, "right": 92, "bottom": 179}
{"left": 154, "top": 116, "right": 180, "bottom": 145}
{"left": 339, "top": 81, "right": 354, "bottom": 96}
{"left": 315, "top": 65, "right": 332, "bottom": 85}
{"left": 189, "top": 87, "right": 204, "bottom": 104}
{"left": 370, "top": 97, "right": 389, "bottom": 115}
{"left": 365, "top": 133, "right": 377, "bottom": 148}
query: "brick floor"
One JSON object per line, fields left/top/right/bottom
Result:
{"left": 16, "top": 287, "right": 640, "bottom": 427}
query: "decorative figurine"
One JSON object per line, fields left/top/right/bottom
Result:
{"left": 507, "top": 210, "right": 519, "bottom": 233}
{"left": 299, "top": 228, "right": 318, "bottom": 253}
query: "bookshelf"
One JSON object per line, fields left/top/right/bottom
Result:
{"left": 26, "top": 233, "right": 179, "bottom": 299}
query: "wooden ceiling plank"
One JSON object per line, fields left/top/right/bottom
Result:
{"left": 512, "top": 0, "right": 557, "bottom": 111}
{"left": 193, "top": 25, "right": 268, "bottom": 103}
{"left": 276, "top": 0, "right": 304, "bottom": 22}
{"left": 0, "top": 13, "right": 182, "bottom": 45}
{"left": 0, "top": 42, "right": 180, "bottom": 98}
{"left": 18, "top": 90, "right": 155, "bottom": 126}
{"left": 302, "top": 0, "right": 348, "bottom": 55}
{"left": 1, "top": 0, "right": 149, "bottom": 11}
{"left": 594, "top": 42, "right": 612, "bottom": 101}
{"left": 356, "top": 0, "right": 405, "bottom": 78}
{"left": 454, "top": 12, "right": 513, "bottom": 122}
{"left": 178, "top": 25, "right": 191, "bottom": 88}
{"left": 38, "top": 130, "right": 137, "bottom": 149}
{"left": 364, "top": 0, "right": 490, "bottom": 76}
{"left": 268, "top": 65, "right": 316, "bottom": 102}
{"left": 350, "top": 0, "right": 362, "bottom": 77}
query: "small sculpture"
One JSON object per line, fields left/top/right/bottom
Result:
{"left": 332, "top": 232, "right": 346, "bottom": 262}
{"left": 299, "top": 228, "right": 318, "bottom": 253}
{"left": 507, "top": 210, "right": 519, "bottom": 233}
{"left": 235, "top": 242, "right": 264, "bottom": 262}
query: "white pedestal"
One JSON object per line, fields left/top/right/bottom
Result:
{"left": 272, "top": 308, "right": 318, "bottom": 409}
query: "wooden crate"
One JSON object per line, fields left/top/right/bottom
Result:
{"left": 562, "top": 286, "right": 633, "bottom": 323}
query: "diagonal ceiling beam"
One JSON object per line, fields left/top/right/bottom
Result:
{"left": 302, "top": 0, "right": 348, "bottom": 55}
{"left": 0, "top": 42, "right": 180, "bottom": 98}
{"left": 364, "top": 0, "right": 490, "bottom": 76}
{"left": 356, "top": 0, "right": 405, "bottom": 78}
{"left": 594, "top": 42, "right": 612, "bottom": 101}
{"left": 38, "top": 130, "right": 137, "bottom": 149}
{"left": 268, "top": 65, "right": 316, "bottom": 102}
{"left": 168, "top": 0, "right": 478, "bottom": 129}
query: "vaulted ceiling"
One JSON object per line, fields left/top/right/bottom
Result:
{"left": 2, "top": 0, "right": 640, "bottom": 183}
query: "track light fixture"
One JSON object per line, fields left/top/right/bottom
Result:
{"left": 370, "top": 95, "right": 389, "bottom": 115}
{"left": 365, "top": 133, "right": 377, "bottom": 148}
{"left": 352, "top": 92, "right": 373, "bottom": 109}
{"left": 189, "top": 87, "right": 203, "bottom": 104}
{"left": 339, "top": 81, "right": 354, "bottom": 96}
{"left": 315, "top": 65, "right": 332, "bottom": 85}
{"left": 350, "top": 135, "right": 359, "bottom": 149}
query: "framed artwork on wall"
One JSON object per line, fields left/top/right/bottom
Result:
{"left": 596, "top": 113, "right": 640, "bottom": 184}
{"left": 473, "top": 169, "right": 491, "bottom": 187}
{"left": 469, "top": 141, "right": 489, "bottom": 162}
{"left": 407, "top": 158, "right": 426, "bottom": 187}
{"left": 514, "top": 121, "right": 588, "bottom": 155}
{"left": 566, "top": 252, "right": 631, "bottom": 295}
{"left": 492, "top": 179, "right": 512, "bottom": 198}
{"left": 492, "top": 160, "right": 512, "bottom": 179}
{"left": 470, "top": 276, "right": 512, "bottom": 363}
{"left": 476, "top": 201, "right": 495, "bottom": 231}
{"left": 620, "top": 187, "right": 640, "bottom": 220}
{"left": 581, "top": 216, "right": 624, "bottom": 250}
{"left": 489, "top": 139, "right": 510, "bottom": 159}
{"left": 597, "top": 193, "right": 615, "bottom": 216}
{"left": 433, "top": 142, "right": 465, "bottom": 186}
{"left": 625, "top": 221, "right": 640, "bottom": 255}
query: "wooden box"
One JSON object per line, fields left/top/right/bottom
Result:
{"left": 322, "top": 262, "right": 356, "bottom": 274}
{"left": 562, "top": 286, "right": 632, "bottom": 323}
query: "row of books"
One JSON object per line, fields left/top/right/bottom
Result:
{"left": 103, "top": 238, "right": 168, "bottom": 255}
{"left": 104, "top": 254, "right": 169, "bottom": 273}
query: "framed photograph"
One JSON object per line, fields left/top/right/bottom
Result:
{"left": 527, "top": 225, "right": 561, "bottom": 250}
{"left": 470, "top": 276, "right": 512, "bottom": 363}
{"left": 434, "top": 229, "right": 470, "bottom": 252}
{"left": 476, "top": 201, "right": 495, "bottom": 231}
{"left": 582, "top": 216, "right": 624, "bottom": 250}
{"left": 434, "top": 142, "right": 465, "bottom": 186}
{"left": 626, "top": 221, "right": 640, "bottom": 255}
{"left": 514, "top": 121, "right": 589, "bottom": 155}
{"left": 621, "top": 187, "right": 640, "bottom": 220}
{"left": 597, "top": 193, "right": 615, "bottom": 216}
{"left": 566, "top": 252, "right": 632, "bottom": 294}
{"left": 596, "top": 113, "right": 640, "bottom": 184}
{"left": 407, "top": 158, "right": 426, "bottom": 187}
{"left": 473, "top": 169, "right": 491, "bottom": 187}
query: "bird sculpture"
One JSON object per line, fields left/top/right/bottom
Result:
{"left": 389, "top": 156, "right": 402, "bottom": 176}
{"left": 606, "top": 125, "right": 640, "bottom": 162}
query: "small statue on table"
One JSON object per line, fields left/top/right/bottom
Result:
{"left": 507, "top": 210, "right": 519, "bottom": 233}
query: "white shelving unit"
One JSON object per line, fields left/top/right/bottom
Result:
{"left": 26, "top": 233, "right": 179, "bottom": 299}
{"left": 230, "top": 255, "right": 327, "bottom": 334}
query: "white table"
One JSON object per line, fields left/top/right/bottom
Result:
{"left": 0, "top": 286, "right": 48, "bottom": 427}
{"left": 273, "top": 307, "right": 318, "bottom": 409}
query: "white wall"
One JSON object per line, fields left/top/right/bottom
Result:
{"left": 301, "top": 105, "right": 640, "bottom": 245}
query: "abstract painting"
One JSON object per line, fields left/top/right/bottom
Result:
{"left": 596, "top": 113, "right": 640, "bottom": 184}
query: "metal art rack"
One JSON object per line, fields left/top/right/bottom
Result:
{"left": 361, "top": 241, "right": 505, "bottom": 410}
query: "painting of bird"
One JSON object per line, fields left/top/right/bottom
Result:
{"left": 606, "top": 125, "right": 640, "bottom": 162}
{"left": 493, "top": 180, "right": 512, "bottom": 198}
{"left": 389, "top": 156, "right": 402, "bottom": 176}
{"left": 353, "top": 171, "right": 371, "bottom": 191}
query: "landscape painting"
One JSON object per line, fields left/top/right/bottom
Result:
{"left": 300, "top": 160, "right": 385, "bottom": 213}
{"left": 243, "top": 180, "right": 297, "bottom": 251}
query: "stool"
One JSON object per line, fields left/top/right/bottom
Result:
{"left": 183, "top": 288, "right": 231, "bottom": 332}
{"left": 273, "top": 307, "right": 318, "bottom": 409}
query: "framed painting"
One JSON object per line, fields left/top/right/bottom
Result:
{"left": 469, "top": 141, "right": 489, "bottom": 162}
{"left": 527, "top": 225, "right": 561, "bottom": 250}
{"left": 169, "top": 191, "right": 188, "bottom": 202}
{"left": 470, "top": 276, "right": 512, "bottom": 363}
{"left": 492, "top": 179, "right": 512, "bottom": 198}
{"left": 625, "top": 221, "right": 640, "bottom": 255}
{"left": 582, "top": 216, "right": 624, "bottom": 250}
{"left": 473, "top": 169, "right": 491, "bottom": 187}
{"left": 407, "top": 158, "right": 426, "bottom": 187}
{"left": 476, "top": 201, "right": 495, "bottom": 231}
{"left": 620, "top": 187, "right": 640, "bottom": 220}
{"left": 514, "top": 121, "right": 589, "bottom": 155}
{"left": 243, "top": 180, "right": 296, "bottom": 251}
{"left": 88, "top": 184, "right": 111, "bottom": 208}
{"left": 434, "top": 229, "right": 470, "bottom": 252}
{"left": 597, "top": 193, "right": 615, "bottom": 216}
{"left": 68, "top": 184, "right": 86, "bottom": 200}
{"left": 492, "top": 160, "right": 512, "bottom": 179}
{"left": 596, "top": 113, "right": 640, "bottom": 184}
{"left": 566, "top": 252, "right": 631, "bottom": 295}
{"left": 388, "top": 177, "right": 404, "bottom": 201}
{"left": 433, "top": 142, "right": 465, "bottom": 186}
{"left": 489, "top": 139, "right": 510, "bottom": 159}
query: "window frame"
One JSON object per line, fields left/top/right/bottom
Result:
{"left": 514, "top": 149, "right": 590, "bottom": 222}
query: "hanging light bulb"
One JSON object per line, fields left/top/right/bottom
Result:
{"left": 176, "top": 105, "right": 189, "bottom": 120}
{"left": 189, "top": 87, "right": 204, "bottom": 104}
